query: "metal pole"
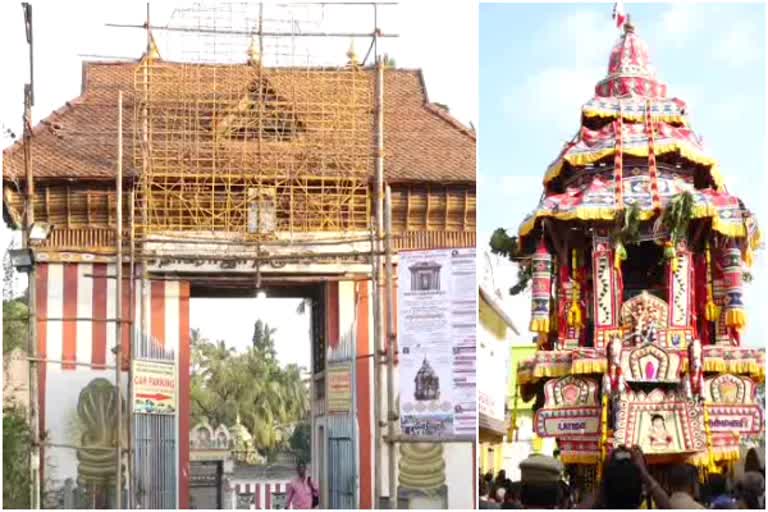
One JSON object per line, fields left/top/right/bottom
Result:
{"left": 127, "top": 186, "right": 135, "bottom": 508}
{"left": 371, "top": 45, "right": 385, "bottom": 509}
{"left": 373, "top": 53, "right": 389, "bottom": 508}
{"left": 370, "top": 223, "right": 382, "bottom": 508}
{"left": 106, "top": 23, "right": 399, "bottom": 38}
{"left": 384, "top": 186, "right": 397, "bottom": 507}
{"left": 351, "top": 294, "right": 360, "bottom": 509}
{"left": 21, "top": 3, "right": 40, "bottom": 508}
{"left": 115, "top": 90, "right": 124, "bottom": 509}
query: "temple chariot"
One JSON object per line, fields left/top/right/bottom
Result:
{"left": 513, "top": 19, "right": 764, "bottom": 495}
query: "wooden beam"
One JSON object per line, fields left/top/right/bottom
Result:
{"left": 44, "top": 186, "right": 50, "bottom": 221}
{"left": 425, "top": 184, "right": 431, "bottom": 230}
{"left": 66, "top": 184, "right": 71, "bottom": 228}
{"left": 463, "top": 187, "right": 469, "bottom": 230}
{"left": 444, "top": 186, "right": 449, "bottom": 231}
{"left": 405, "top": 186, "right": 411, "bottom": 232}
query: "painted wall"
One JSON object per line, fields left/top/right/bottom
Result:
{"left": 228, "top": 480, "right": 291, "bottom": 510}
{"left": 478, "top": 294, "right": 511, "bottom": 429}
{"left": 34, "top": 263, "right": 190, "bottom": 508}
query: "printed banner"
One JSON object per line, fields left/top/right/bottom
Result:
{"left": 132, "top": 359, "right": 177, "bottom": 414}
{"left": 398, "top": 248, "right": 477, "bottom": 438}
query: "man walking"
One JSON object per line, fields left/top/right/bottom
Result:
{"left": 285, "top": 461, "right": 318, "bottom": 509}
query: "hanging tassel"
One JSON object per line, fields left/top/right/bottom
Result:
{"left": 529, "top": 239, "right": 552, "bottom": 335}
{"left": 614, "top": 241, "right": 627, "bottom": 270}
{"left": 664, "top": 240, "right": 678, "bottom": 273}
{"left": 703, "top": 407, "right": 718, "bottom": 473}
{"left": 558, "top": 264, "right": 570, "bottom": 342}
{"left": 646, "top": 99, "right": 662, "bottom": 211}
{"left": 725, "top": 309, "right": 747, "bottom": 330}
{"left": 597, "top": 393, "right": 610, "bottom": 483}
{"left": 723, "top": 246, "right": 747, "bottom": 331}
{"left": 744, "top": 246, "right": 754, "bottom": 268}
{"left": 568, "top": 249, "right": 584, "bottom": 329}
{"left": 704, "top": 243, "right": 720, "bottom": 321}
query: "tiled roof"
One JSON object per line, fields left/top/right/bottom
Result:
{"left": 2, "top": 61, "right": 475, "bottom": 184}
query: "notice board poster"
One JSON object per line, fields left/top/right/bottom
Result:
{"left": 398, "top": 248, "right": 477, "bottom": 438}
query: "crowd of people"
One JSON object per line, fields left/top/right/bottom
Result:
{"left": 479, "top": 446, "right": 765, "bottom": 509}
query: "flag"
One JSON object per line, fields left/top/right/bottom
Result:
{"left": 613, "top": 1, "right": 627, "bottom": 30}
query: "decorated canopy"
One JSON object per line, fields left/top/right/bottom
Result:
{"left": 519, "top": 22, "right": 760, "bottom": 254}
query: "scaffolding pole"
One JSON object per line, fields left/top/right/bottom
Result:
{"left": 115, "top": 90, "right": 124, "bottom": 510}
{"left": 384, "top": 185, "right": 397, "bottom": 507}
{"left": 20, "top": 3, "right": 40, "bottom": 508}
{"left": 372, "top": 47, "right": 385, "bottom": 509}
{"left": 127, "top": 186, "right": 136, "bottom": 509}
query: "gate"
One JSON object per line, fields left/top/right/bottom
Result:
{"left": 328, "top": 435, "right": 356, "bottom": 509}
{"left": 133, "top": 328, "right": 177, "bottom": 509}
{"left": 323, "top": 282, "right": 361, "bottom": 509}
{"left": 189, "top": 461, "right": 222, "bottom": 509}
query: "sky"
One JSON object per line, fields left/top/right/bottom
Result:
{"left": 479, "top": 2, "right": 767, "bottom": 346}
{"left": 0, "top": 0, "right": 477, "bottom": 367}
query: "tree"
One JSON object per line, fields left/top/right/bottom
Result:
{"left": 288, "top": 421, "right": 311, "bottom": 464}
{"left": 3, "top": 405, "right": 32, "bottom": 508}
{"left": 251, "top": 320, "right": 277, "bottom": 358}
{"left": 489, "top": 228, "right": 531, "bottom": 295}
{"left": 3, "top": 299, "right": 29, "bottom": 354}
{"left": 190, "top": 321, "right": 310, "bottom": 461}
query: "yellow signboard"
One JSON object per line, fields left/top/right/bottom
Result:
{"left": 327, "top": 364, "right": 352, "bottom": 414}
{"left": 132, "top": 359, "right": 176, "bottom": 415}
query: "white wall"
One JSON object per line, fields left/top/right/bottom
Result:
{"left": 445, "top": 443, "right": 474, "bottom": 509}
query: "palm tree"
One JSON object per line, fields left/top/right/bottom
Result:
{"left": 189, "top": 321, "right": 310, "bottom": 459}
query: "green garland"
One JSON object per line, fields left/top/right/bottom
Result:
{"left": 661, "top": 191, "right": 694, "bottom": 245}
{"left": 611, "top": 201, "right": 642, "bottom": 246}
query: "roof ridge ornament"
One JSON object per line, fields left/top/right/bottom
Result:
{"left": 147, "top": 32, "right": 161, "bottom": 61}
{"left": 346, "top": 39, "right": 359, "bottom": 68}
{"left": 247, "top": 35, "right": 261, "bottom": 66}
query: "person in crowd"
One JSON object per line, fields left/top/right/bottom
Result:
{"left": 734, "top": 471, "right": 764, "bottom": 509}
{"left": 495, "top": 486, "right": 507, "bottom": 505}
{"left": 667, "top": 463, "right": 704, "bottom": 509}
{"left": 707, "top": 473, "right": 736, "bottom": 509}
{"left": 480, "top": 478, "right": 500, "bottom": 509}
{"left": 744, "top": 449, "right": 764, "bottom": 477}
{"left": 518, "top": 453, "right": 564, "bottom": 509}
{"left": 502, "top": 481, "right": 523, "bottom": 509}
{"left": 493, "top": 469, "right": 507, "bottom": 488}
{"left": 284, "top": 461, "right": 318, "bottom": 509}
{"left": 577, "top": 445, "right": 671, "bottom": 509}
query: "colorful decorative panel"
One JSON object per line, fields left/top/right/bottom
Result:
{"left": 614, "top": 389, "right": 705, "bottom": 455}
{"left": 621, "top": 343, "right": 682, "bottom": 383}
{"left": 592, "top": 232, "right": 621, "bottom": 348}
{"left": 704, "top": 375, "right": 762, "bottom": 437}
{"left": 533, "top": 376, "right": 601, "bottom": 438}
{"left": 704, "top": 374, "right": 755, "bottom": 404}
{"left": 543, "top": 375, "right": 600, "bottom": 408}
{"left": 668, "top": 249, "right": 692, "bottom": 329}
